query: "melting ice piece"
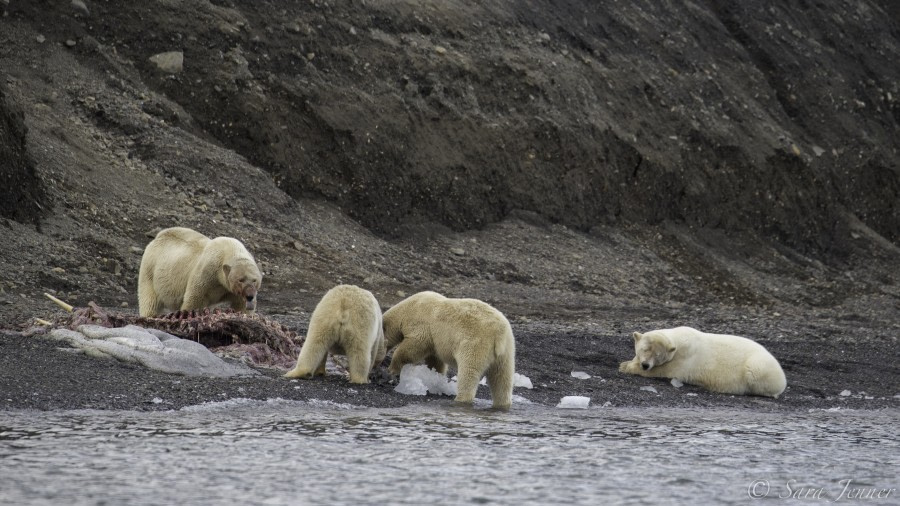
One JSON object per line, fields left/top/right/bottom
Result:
{"left": 514, "top": 373, "right": 533, "bottom": 389}
{"left": 571, "top": 371, "right": 591, "bottom": 380}
{"left": 476, "top": 372, "right": 532, "bottom": 388}
{"left": 670, "top": 378, "right": 684, "bottom": 388}
{"left": 394, "top": 364, "right": 458, "bottom": 396}
{"left": 557, "top": 395, "right": 591, "bottom": 409}
{"left": 640, "top": 385, "right": 659, "bottom": 394}
{"left": 839, "top": 390, "right": 852, "bottom": 397}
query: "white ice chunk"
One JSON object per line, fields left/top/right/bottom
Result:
{"left": 839, "top": 390, "right": 852, "bottom": 397}
{"left": 640, "top": 386, "right": 658, "bottom": 394}
{"left": 514, "top": 373, "right": 533, "bottom": 389}
{"left": 394, "top": 364, "right": 457, "bottom": 396}
{"left": 670, "top": 378, "right": 684, "bottom": 388}
{"left": 556, "top": 395, "right": 590, "bottom": 409}
{"left": 570, "top": 371, "right": 591, "bottom": 380}
{"left": 511, "top": 394, "right": 533, "bottom": 404}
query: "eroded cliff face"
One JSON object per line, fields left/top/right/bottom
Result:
{"left": 0, "top": 1, "right": 897, "bottom": 328}
{"left": 11, "top": 0, "right": 896, "bottom": 247}
{"left": 0, "top": 81, "right": 45, "bottom": 226}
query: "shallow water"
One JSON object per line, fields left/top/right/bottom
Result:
{"left": 1, "top": 400, "right": 897, "bottom": 505}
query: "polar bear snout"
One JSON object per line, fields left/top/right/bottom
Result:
{"left": 641, "top": 360, "right": 653, "bottom": 370}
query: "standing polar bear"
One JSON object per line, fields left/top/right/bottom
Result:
{"left": 383, "top": 291, "right": 516, "bottom": 409}
{"left": 619, "top": 326, "right": 786, "bottom": 398}
{"left": 138, "top": 227, "right": 262, "bottom": 317}
{"left": 285, "top": 285, "right": 386, "bottom": 384}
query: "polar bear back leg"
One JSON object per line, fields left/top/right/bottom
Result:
{"left": 743, "top": 351, "right": 787, "bottom": 398}
{"left": 284, "top": 321, "right": 335, "bottom": 379}
{"left": 485, "top": 348, "right": 515, "bottom": 409}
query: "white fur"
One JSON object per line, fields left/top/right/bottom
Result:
{"left": 285, "top": 285, "right": 386, "bottom": 384}
{"left": 619, "top": 326, "right": 786, "bottom": 398}
{"left": 383, "top": 291, "right": 516, "bottom": 409}
{"left": 138, "top": 227, "right": 261, "bottom": 317}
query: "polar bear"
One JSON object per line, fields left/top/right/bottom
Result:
{"left": 383, "top": 291, "right": 516, "bottom": 409}
{"left": 285, "top": 284, "right": 386, "bottom": 384}
{"left": 138, "top": 227, "right": 262, "bottom": 317}
{"left": 619, "top": 326, "right": 786, "bottom": 398}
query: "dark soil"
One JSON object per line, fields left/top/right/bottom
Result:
{"left": 0, "top": 1, "right": 897, "bottom": 412}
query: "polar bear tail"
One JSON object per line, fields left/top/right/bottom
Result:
{"left": 485, "top": 335, "right": 515, "bottom": 410}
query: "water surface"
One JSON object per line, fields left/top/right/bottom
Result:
{"left": 1, "top": 400, "right": 897, "bottom": 505}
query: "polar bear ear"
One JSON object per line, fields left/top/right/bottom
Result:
{"left": 223, "top": 263, "right": 232, "bottom": 277}
{"left": 668, "top": 346, "right": 677, "bottom": 354}
{"left": 632, "top": 332, "right": 642, "bottom": 342}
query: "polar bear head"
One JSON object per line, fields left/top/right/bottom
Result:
{"left": 223, "top": 258, "right": 262, "bottom": 311}
{"left": 632, "top": 331, "right": 677, "bottom": 371}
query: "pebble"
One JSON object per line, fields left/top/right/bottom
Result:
{"left": 434, "top": 46, "right": 447, "bottom": 55}
{"left": 36, "top": 35, "right": 46, "bottom": 44}
{"left": 71, "top": 0, "right": 90, "bottom": 16}
{"left": 65, "top": 39, "right": 77, "bottom": 48}
{"left": 450, "top": 247, "right": 465, "bottom": 256}
{"left": 149, "top": 51, "right": 184, "bottom": 74}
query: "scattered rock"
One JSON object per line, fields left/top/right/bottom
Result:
{"left": 434, "top": 46, "right": 447, "bottom": 55}
{"left": 71, "top": 0, "right": 89, "bottom": 17}
{"left": 65, "top": 39, "right": 77, "bottom": 48}
{"left": 149, "top": 51, "right": 184, "bottom": 74}
{"left": 449, "top": 247, "right": 465, "bottom": 256}
{"left": 35, "top": 35, "right": 45, "bottom": 44}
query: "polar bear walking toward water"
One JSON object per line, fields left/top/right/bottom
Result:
{"left": 619, "top": 326, "right": 786, "bottom": 398}
{"left": 138, "top": 227, "right": 262, "bottom": 317}
{"left": 383, "top": 291, "right": 516, "bottom": 409}
{"left": 285, "top": 285, "right": 386, "bottom": 384}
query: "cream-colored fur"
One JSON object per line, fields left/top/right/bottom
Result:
{"left": 285, "top": 285, "right": 386, "bottom": 384}
{"left": 138, "top": 227, "right": 262, "bottom": 317}
{"left": 383, "top": 291, "right": 516, "bottom": 409}
{"left": 619, "top": 326, "right": 786, "bottom": 398}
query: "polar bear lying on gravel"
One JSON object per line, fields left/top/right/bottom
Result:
{"left": 619, "top": 326, "right": 786, "bottom": 398}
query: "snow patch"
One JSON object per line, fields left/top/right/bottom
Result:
{"left": 570, "top": 371, "right": 591, "bottom": 380}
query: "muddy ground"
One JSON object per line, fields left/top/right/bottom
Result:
{"left": 0, "top": 1, "right": 898, "bottom": 411}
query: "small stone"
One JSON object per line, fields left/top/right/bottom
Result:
{"left": 36, "top": 35, "right": 46, "bottom": 44}
{"left": 120, "top": 301, "right": 129, "bottom": 308}
{"left": 130, "top": 246, "right": 144, "bottom": 255}
{"left": 65, "top": 39, "right": 77, "bottom": 48}
{"left": 149, "top": 51, "right": 184, "bottom": 74}
{"left": 434, "top": 46, "right": 447, "bottom": 55}
{"left": 349, "top": 26, "right": 357, "bottom": 35}
{"left": 839, "top": 390, "right": 851, "bottom": 397}
{"left": 450, "top": 247, "right": 465, "bottom": 256}
{"left": 640, "top": 385, "right": 658, "bottom": 394}
{"left": 306, "top": 52, "right": 315, "bottom": 61}
{"left": 51, "top": 267, "right": 66, "bottom": 274}
{"left": 293, "top": 241, "right": 302, "bottom": 251}
{"left": 396, "top": 290, "right": 406, "bottom": 298}
{"left": 71, "top": 0, "right": 90, "bottom": 16}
